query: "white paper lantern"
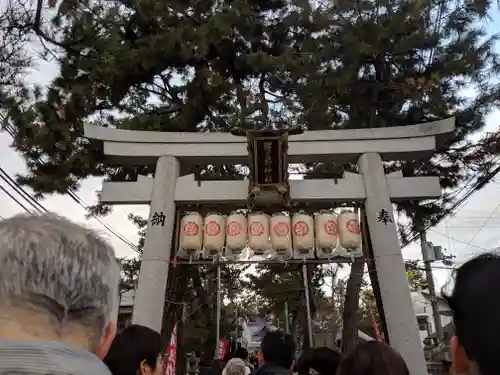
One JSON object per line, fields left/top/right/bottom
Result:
{"left": 203, "top": 213, "right": 226, "bottom": 257}
{"left": 338, "top": 210, "right": 362, "bottom": 250}
{"left": 315, "top": 211, "right": 338, "bottom": 248}
{"left": 292, "top": 212, "right": 315, "bottom": 258}
{"left": 178, "top": 212, "right": 203, "bottom": 258}
{"left": 315, "top": 211, "right": 338, "bottom": 258}
{"left": 270, "top": 212, "right": 292, "bottom": 253}
{"left": 248, "top": 212, "right": 270, "bottom": 255}
{"left": 225, "top": 212, "right": 247, "bottom": 254}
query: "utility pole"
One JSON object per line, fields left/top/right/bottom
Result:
{"left": 182, "top": 302, "right": 187, "bottom": 324}
{"left": 419, "top": 230, "right": 444, "bottom": 346}
{"left": 330, "top": 264, "right": 337, "bottom": 297}
{"left": 302, "top": 264, "right": 314, "bottom": 348}
{"left": 284, "top": 301, "right": 290, "bottom": 334}
{"left": 214, "top": 264, "right": 222, "bottom": 359}
{"left": 235, "top": 306, "right": 239, "bottom": 341}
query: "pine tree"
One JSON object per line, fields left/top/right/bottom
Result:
{"left": 4, "top": 0, "right": 499, "bottom": 228}
{"left": 4, "top": 0, "right": 330, "bottom": 193}
{"left": 304, "top": 0, "right": 500, "bottom": 231}
{"left": 0, "top": 1, "right": 31, "bottom": 104}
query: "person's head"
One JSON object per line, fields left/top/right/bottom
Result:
{"left": 225, "top": 358, "right": 247, "bottom": 375}
{"left": 442, "top": 253, "right": 500, "bottom": 375}
{"left": 104, "top": 324, "right": 164, "bottom": 375}
{"left": 233, "top": 347, "right": 249, "bottom": 361}
{"left": 259, "top": 331, "right": 295, "bottom": 370}
{"left": 0, "top": 214, "right": 120, "bottom": 359}
{"left": 294, "top": 348, "right": 312, "bottom": 375}
{"left": 295, "top": 347, "right": 341, "bottom": 375}
{"left": 336, "top": 341, "right": 409, "bottom": 375}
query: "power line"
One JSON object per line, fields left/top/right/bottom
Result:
{"left": 0, "top": 182, "right": 32, "bottom": 214}
{"left": 0, "top": 167, "right": 141, "bottom": 253}
{"left": 428, "top": 229, "right": 487, "bottom": 251}
{"left": 0, "top": 167, "right": 49, "bottom": 214}
{"left": 2, "top": 123, "right": 140, "bottom": 253}
{"left": 399, "top": 154, "right": 500, "bottom": 239}
{"left": 65, "top": 191, "right": 140, "bottom": 253}
{"left": 402, "top": 160, "right": 500, "bottom": 248}
{"left": 459, "top": 200, "right": 500, "bottom": 251}
{"left": 440, "top": 225, "right": 500, "bottom": 227}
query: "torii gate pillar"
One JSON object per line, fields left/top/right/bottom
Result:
{"left": 359, "top": 153, "right": 427, "bottom": 375}
{"left": 132, "top": 155, "right": 179, "bottom": 331}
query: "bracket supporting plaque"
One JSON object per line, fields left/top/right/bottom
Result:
{"left": 231, "top": 126, "right": 304, "bottom": 207}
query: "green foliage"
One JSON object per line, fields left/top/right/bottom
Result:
{"left": 5, "top": 0, "right": 331, "bottom": 193}
{"left": 358, "top": 260, "right": 428, "bottom": 336}
{"left": 0, "top": 0, "right": 31, "bottom": 112}
{"left": 358, "top": 288, "right": 379, "bottom": 338}
{"left": 244, "top": 263, "right": 325, "bottom": 348}
{"left": 127, "top": 213, "right": 147, "bottom": 253}
{"left": 405, "top": 260, "right": 428, "bottom": 292}
{"left": 182, "top": 303, "right": 238, "bottom": 357}
{"left": 3, "top": 0, "right": 499, "bottom": 235}
{"left": 117, "top": 256, "right": 141, "bottom": 293}
{"left": 246, "top": 263, "right": 325, "bottom": 316}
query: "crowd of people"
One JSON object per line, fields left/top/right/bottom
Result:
{"left": 0, "top": 213, "right": 496, "bottom": 375}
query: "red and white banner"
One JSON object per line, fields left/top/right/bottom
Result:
{"left": 164, "top": 323, "right": 178, "bottom": 375}
{"left": 367, "top": 302, "right": 381, "bottom": 341}
{"left": 217, "top": 338, "right": 229, "bottom": 360}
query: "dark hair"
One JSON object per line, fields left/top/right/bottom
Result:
{"left": 336, "top": 341, "right": 409, "bottom": 375}
{"left": 261, "top": 331, "right": 295, "bottom": 369}
{"left": 295, "top": 347, "right": 341, "bottom": 375}
{"left": 294, "top": 348, "right": 313, "bottom": 375}
{"left": 233, "top": 347, "right": 249, "bottom": 361}
{"left": 104, "top": 324, "right": 163, "bottom": 375}
{"left": 442, "top": 253, "right": 500, "bottom": 375}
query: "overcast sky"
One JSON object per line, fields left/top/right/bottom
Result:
{"left": 1, "top": 12, "right": 500, "bottom": 292}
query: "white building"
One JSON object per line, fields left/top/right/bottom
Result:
{"left": 411, "top": 291, "right": 453, "bottom": 347}
{"left": 117, "top": 289, "right": 134, "bottom": 331}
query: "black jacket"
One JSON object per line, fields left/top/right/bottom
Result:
{"left": 253, "top": 363, "right": 290, "bottom": 375}
{"left": 200, "top": 366, "right": 217, "bottom": 375}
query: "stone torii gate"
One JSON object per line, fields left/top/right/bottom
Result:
{"left": 84, "top": 117, "right": 454, "bottom": 375}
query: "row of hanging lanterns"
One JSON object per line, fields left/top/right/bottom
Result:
{"left": 177, "top": 210, "right": 362, "bottom": 260}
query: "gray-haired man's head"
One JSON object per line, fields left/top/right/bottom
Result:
{"left": 0, "top": 214, "right": 120, "bottom": 358}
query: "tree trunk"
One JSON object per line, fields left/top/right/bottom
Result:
{"left": 341, "top": 256, "right": 365, "bottom": 352}
{"left": 161, "top": 265, "right": 189, "bottom": 342}
{"left": 301, "top": 310, "right": 310, "bottom": 350}
{"left": 190, "top": 266, "right": 221, "bottom": 362}
{"left": 291, "top": 309, "right": 300, "bottom": 346}
{"left": 329, "top": 305, "right": 340, "bottom": 348}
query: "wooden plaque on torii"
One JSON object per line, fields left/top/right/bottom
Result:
{"left": 231, "top": 126, "right": 304, "bottom": 208}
